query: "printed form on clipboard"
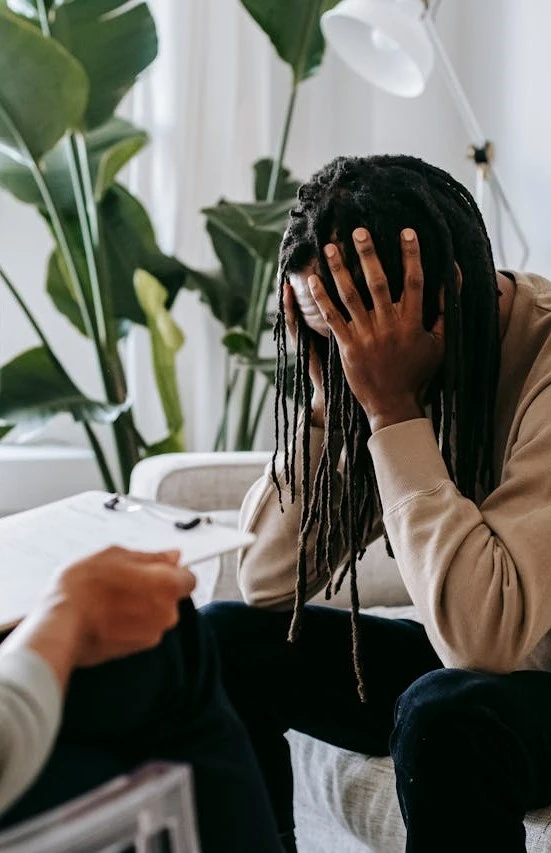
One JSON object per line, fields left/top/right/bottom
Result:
{"left": 0, "top": 490, "right": 255, "bottom": 631}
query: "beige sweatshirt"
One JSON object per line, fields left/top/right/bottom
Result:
{"left": 239, "top": 271, "right": 551, "bottom": 675}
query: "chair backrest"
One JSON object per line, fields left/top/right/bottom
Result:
{"left": 0, "top": 762, "right": 201, "bottom": 853}
{"left": 130, "top": 452, "right": 272, "bottom": 513}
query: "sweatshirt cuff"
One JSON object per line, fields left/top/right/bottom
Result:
{"left": 368, "top": 418, "right": 451, "bottom": 512}
{"left": 0, "top": 649, "right": 62, "bottom": 730}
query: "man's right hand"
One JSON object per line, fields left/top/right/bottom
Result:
{"left": 47, "top": 547, "right": 195, "bottom": 667}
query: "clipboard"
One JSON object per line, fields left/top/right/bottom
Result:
{"left": 0, "top": 490, "right": 254, "bottom": 631}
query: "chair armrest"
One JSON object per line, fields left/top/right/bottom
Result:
{"left": 130, "top": 452, "right": 272, "bottom": 607}
{"left": 0, "top": 762, "right": 201, "bottom": 853}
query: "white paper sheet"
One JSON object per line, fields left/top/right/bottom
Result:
{"left": 0, "top": 491, "right": 254, "bottom": 630}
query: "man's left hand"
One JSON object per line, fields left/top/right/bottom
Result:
{"left": 307, "top": 227, "right": 445, "bottom": 434}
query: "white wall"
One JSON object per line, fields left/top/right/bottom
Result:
{"left": 1, "top": 0, "right": 551, "bottom": 502}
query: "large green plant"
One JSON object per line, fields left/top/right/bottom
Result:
{"left": 184, "top": 0, "right": 338, "bottom": 450}
{"left": 0, "top": 0, "right": 188, "bottom": 490}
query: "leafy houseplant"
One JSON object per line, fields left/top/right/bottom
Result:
{"left": 0, "top": 0, "right": 187, "bottom": 491}
{"left": 184, "top": 0, "right": 338, "bottom": 451}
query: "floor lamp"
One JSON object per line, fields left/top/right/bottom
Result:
{"left": 321, "top": 0, "right": 530, "bottom": 269}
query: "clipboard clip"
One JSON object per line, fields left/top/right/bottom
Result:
{"left": 104, "top": 495, "right": 212, "bottom": 531}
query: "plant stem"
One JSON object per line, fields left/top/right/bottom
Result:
{"left": 0, "top": 103, "right": 99, "bottom": 350}
{"left": 83, "top": 421, "right": 117, "bottom": 492}
{"left": 0, "top": 265, "right": 60, "bottom": 366}
{"left": 266, "top": 83, "right": 298, "bottom": 202}
{"left": 66, "top": 135, "right": 108, "bottom": 347}
{"left": 36, "top": 0, "right": 139, "bottom": 488}
{"left": 214, "top": 362, "right": 238, "bottom": 451}
{"left": 248, "top": 377, "right": 271, "bottom": 448}
{"left": 0, "top": 264, "right": 120, "bottom": 489}
{"left": 235, "top": 368, "right": 256, "bottom": 450}
{"left": 237, "top": 80, "right": 299, "bottom": 448}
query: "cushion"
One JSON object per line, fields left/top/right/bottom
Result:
{"left": 289, "top": 605, "right": 551, "bottom": 853}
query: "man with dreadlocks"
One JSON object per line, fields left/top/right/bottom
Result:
{"left": 202, "top": 154, "right": 551, "bottom": 853}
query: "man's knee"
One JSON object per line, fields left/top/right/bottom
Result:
{"left": 390, "top": 668, "right": 504, "bottom": 770}
{"left": 201, "top": 600, "right": 249, "bottom": 640}
{"left": 201, "top": 599, "right": 293, "bottom": 649}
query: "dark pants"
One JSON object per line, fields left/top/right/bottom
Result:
{"left": 201, "top": 601, "right": 551, "bottom": 853}
{"left": 0, "top": 600, "right": 281, "bottom": 853}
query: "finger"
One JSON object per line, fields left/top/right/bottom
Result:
{"left": 400, "top": 228, "right": 424, "bottom": 323}
{"left": 323, "top": 244, "right": 368, "bottom": 326}
{"left": 307, "top": 274, "right": 350, "bottom": 341}
{"left": 283, "top": 281, "right": 298, "bottom": 346}
{"left": 353, "top": 229, "right": 394, "bottom": 324}
{"left": 173, "top": 565, "right": 197, "bottom": 598}
{"left": 124, "top": 549, "right": 181, "bottom": 565}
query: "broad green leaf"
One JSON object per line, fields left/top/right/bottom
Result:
{"left": 254, "top": 158, "right": 301, "bottom": 202}
{"left": 0, "top": 346, "right": 128, "bottom": 439}
{"left": 240, "top": 0, "right": 339, "bottom": 83}
{"left": 94, "top": 120, "right": 148, "bottom": 200}
{"left": 202, "top": 198, "right": 293, "bottom": 263}
{"left": 0, "top": 9, "right": 88, "bottom": 161}
{"left": 0, "top": 118, "right": 148, "bottom": 208}
{"left": 134, "top": 270, "right": 185, "bottom": 448}
{"left": 189, "top": 219, "right": 255, "bottom": 330}
{"left": 46, "top": 184, "right": 188, "bottom": 335}
{"left": 101, "top": 186, "right": 187, "bottom": 324}
{"left": 50, "top": 0, "right": 158, "bottom": 130}
{"left": 222, "top": 327, "right": 256, "bottom": 358}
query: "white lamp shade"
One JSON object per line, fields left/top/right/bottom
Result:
{"left": 321, "top": 0, "right": 434, "bottom": 98}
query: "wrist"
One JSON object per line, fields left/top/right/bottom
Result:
{"left": 2, "top": 594, "right": 86, "bottom": 691}
{"left": 27, "top": 595, "right": 86, "bottom": 681}
{"left": 364, "top": 397, "right": 425, "bottom": 434}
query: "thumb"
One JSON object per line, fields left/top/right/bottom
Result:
{"left": 176, "top": 565, "right": 197, "bottom": 598}
{"left": 160, "top": 550, "right": 181, "bottom": 565}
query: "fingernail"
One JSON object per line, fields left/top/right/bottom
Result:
{"left": 324, "top": 244, "right": 336, "bottom": 258}
{"left": 308, "top": 275, "right": 318, "bottom": 290}
{"left": 354, "top": 228, "right": 368, "bottom": 242}
{"left": 402, "top": 228, "right": 416, "bottom": 241}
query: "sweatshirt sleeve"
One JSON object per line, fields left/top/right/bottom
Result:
{"left": 368, "top": 390, "right": 551, "bottom": 673}
{"left": 238, "top": 418, "right": 332, "bottom": 609}
{"left": 0, "top": 649, "right": 62, "bottom": 816}
{"left": 238, "top": 416, "right": 382, "bottom": 609}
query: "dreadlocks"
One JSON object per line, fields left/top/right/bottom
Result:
{"left": 273, "top": 154, "right": 501, "bottom": 701}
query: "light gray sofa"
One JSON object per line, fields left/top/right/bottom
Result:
{"left": 130, "top": 451, "right": 551, "bottom": 853}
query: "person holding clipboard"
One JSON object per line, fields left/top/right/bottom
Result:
{"left": 0, "top": 545, "right": 281, "bottom": 853}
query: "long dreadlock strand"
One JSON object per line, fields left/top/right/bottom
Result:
{"left": 288, "top": 322, "right": 313, "bottom": 643}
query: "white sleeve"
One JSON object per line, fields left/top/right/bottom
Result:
{"left": 0, "top": 649, "right": 63, "bottom": 816}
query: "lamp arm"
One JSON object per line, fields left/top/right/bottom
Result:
{"left": 488, "top": 170, "right": 531, "bottom": 269}
{"left": 423, "top": 15, "right": 486, "bottom": 146}
{"left": 423, "top": 13, "right": 530, "bottom": 268}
